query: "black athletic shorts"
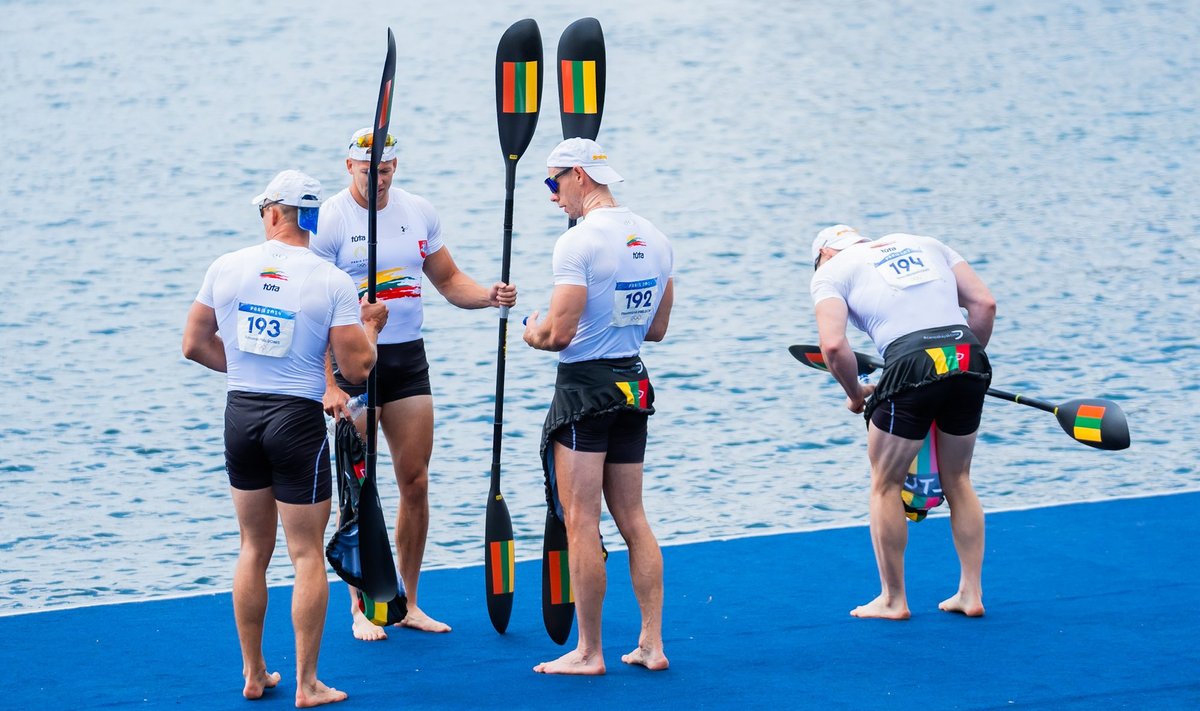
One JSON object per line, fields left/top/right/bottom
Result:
{"left": 869, "top": 375, "right": 989, "bottom": 440}
{"left": 335, "top": 338, "right": 432, "bottom": 403}
{"left": 552, "top": 410, "right": 649, "bottom": 464}
{"left": 224, "top": 391, "right": 332, "bottom": 504}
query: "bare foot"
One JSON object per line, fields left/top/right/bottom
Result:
{"left": 351, "top": 608, "right": 388, "bottom": 641}
{"left": 533, "top": 649, "right": 606, "bottom": 675}
{"left": 397, "top": 605, "right": 451, "bottom": 633}
{"left": 850, "top": 594, "right": 911, "bottom": 620}
{"left": 621, "top": 646, "right": 669, "bottom": 671}
{"left": 243, "top": 669, "right": 281, "bottom": 700}
{"left": 939, "top": 592, "right": 985, "bottom": 617}
{"left": 295, "top": 680, "right": 347, "bottom": 708}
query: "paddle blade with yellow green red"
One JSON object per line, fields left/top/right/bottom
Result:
{"left": 541, "top": 508, "right": 574, "bottom": 645}
{"left": 485, "top": 18, "right": 543, "bottom": 635}
{"left": 788, "top": 343, "right": 1132, "bottom": 451}
{"left": 557, "top": 17, "right": 605, "bottom": 142}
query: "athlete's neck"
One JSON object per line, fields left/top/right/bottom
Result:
{"left": 266, "top": 225, "right": 311, "bottom": 249}
{"left": 579, "top": 189, "right": 619, "bottom": 218}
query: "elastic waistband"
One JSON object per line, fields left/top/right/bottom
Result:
{"left": 884, "top": 325, "right": 980, "bottom": 364}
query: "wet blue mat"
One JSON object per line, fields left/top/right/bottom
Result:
{"left": 1, "top": 493, "right": 1197, "bottom": 709}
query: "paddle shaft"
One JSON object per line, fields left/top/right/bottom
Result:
{"left": 854, "top": 349, "right": 1058, "bottom": 414}
{"left": 490, "top": 161, "right": 517, "bottom": 490}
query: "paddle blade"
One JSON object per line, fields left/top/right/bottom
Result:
{"left": 556, "top": 17, "right": 605, "bottom": 141}
{"left": 1054, "top": 398, "right": 1131, "bottom": 450}
{"left": 370, "top": 29, "right": 397, "bottom": 167}
{"left": 496, "top": 19, "right": 543, "bottom": 162}
{"left": 787, "top": 344, "right": 880, "bottom": 377}
{"left": 541, "top": 508, "right": 575, "bottom": 644}
{"left": 484, "top": 486, "right": 515, "bottom": 633}
{"left": 357, "top": 471, "right": 399, "bottom": 602}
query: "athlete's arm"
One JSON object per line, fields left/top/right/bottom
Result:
{"left": 182, "top": 302, "right": 227, "bottom": 373}
{"left": 330, "top": 298, "right": 388, "bottom": 384}
{"left": 952, "top": 262, "right": 996, "bottom": 348}
{"left": 423, "top": 247, "right": 517, "bottom": 309}
{"left": 645, "top": 278, "right": 674, "bottom": 342}
{"left": 322, "top": 348, "right": 351, "bottom": 419}
{"left": 815, "top": 297, "right": 872, "bottom": 413}
{"left": 523, "top": 284, "right": 586, "bottom": 352}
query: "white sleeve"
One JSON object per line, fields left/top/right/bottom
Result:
{"left": 310, "top": 203, "right": 341, "bottom": 262}
{"left": 809, "top": 268, "right": 845, "bottom": 306}
{"left": 918, "top": 235, "right": 965, "bottom": 269}
{"left": 552, "top": 231, "right": 589, "bottom": 287}
{"left": 195, "top": 255, "right": 225, "bottom": 307}
{"left": 414, "top": 195, "right": 444, "bottom": 255}
{"left": 328, "top": 268, "right": 361, "bottom": 327}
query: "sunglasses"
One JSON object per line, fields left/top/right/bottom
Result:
{"left": 258, "top": 200, "right": 281, "bottom": 218}
{"left": 544, "top": 167, "right": 573, "bottom": 194}
{"left": 352, "top": 133, "right": 397, "bottom": 149}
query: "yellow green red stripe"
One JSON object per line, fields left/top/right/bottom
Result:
{"left": 548, "top": 549, "right": 572, "bottom": 604}
{"left": 561, "top": 60, "right": 597, "bottom": 114}
{"left": 502, "top": 61, "right": 538, "bottom": 114}
{"left": 1073, "top": 404, "right": 1105, "bottom": 442}
{"left": 925, "top": 344, "right": 971, "bottom": 375}
{"left": 489, "top": 539, "right": 514, "bottom": 594}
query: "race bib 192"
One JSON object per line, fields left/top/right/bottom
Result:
{"left": 612, "top": 278, "right": 657, "bottom": 327}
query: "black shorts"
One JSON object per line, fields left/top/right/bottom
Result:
{"left": 335, "top": 338, "right": 432, "bottom": 403}
{"left": 869, "top": 375, "right": 989, "bottom": 440}
{"left": 224, "top": 391, "right": 332, "bottom": 504}
{"left": 552, "top": 410, "right": 648, "bottom": 464}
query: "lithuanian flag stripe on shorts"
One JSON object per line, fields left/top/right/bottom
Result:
{"left": 547, "top": 549, "right": 573, "bottom": 604}
{"left": 561, "top": 60, "right": 598, "bottom": 114}
{"left": 1073, "top": 404, "right": 1106, "bottom": 442}
{"left": 489, "top": 539, "right": 514, "bottom": 594}
{"left": 502, "top": 61, "right": 538, "bottom": 113}
{"left": 616, "top": 379, "right": 650, "bottom": 408}
{"left": 925, "top": 344, "right": 971, "bottom": 374}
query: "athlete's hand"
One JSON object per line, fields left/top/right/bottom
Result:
{"left": 522, "top": 311, "right": 540, "bottom": 346}
{"left": 490, "top": 281, "right": 517, "bottom": 308}
{"left": 324, "top": 385, "right": 352, "bottom": 420}
{"left": 846, "top": 383, "right": 875, "bottom": 414}
{"left": 360, "top": 296, "right": 389, "bottom": 333}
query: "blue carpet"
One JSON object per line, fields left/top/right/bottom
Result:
{"left": 1, "top": 493, "right": 1197, "bottom": 709}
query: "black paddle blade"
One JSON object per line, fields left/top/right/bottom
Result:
{"left": 787, "top": 344, "right": 879, "bottom": 377}
{"left": 370, "top": 29, "right": 397, "bottom": 167}
{"left": 557, "top": 17, "right": 605, "bottom": 141}
{"left": 541, "top": 508, "right": 574, "bottom": 644}
{"left": 496, "top": 19, "right": 543, "bottom": 162}
{"left": 484, "top": 485, "right": 514, "bottom": 633}
{"left": 1054, "top": 398, "right": 1131, "bottom": 450}
{"left": 357, "top": 473, "right": 399, "bottom": 602}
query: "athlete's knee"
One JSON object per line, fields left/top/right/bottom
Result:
{"left": 396, "top": 467, "right": 429, "bottom": 498}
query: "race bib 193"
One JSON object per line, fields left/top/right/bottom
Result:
{"left": 612, "top": 278, "right": 657, "bottom": 327}
{"left": 236, "top": 303, "right": 296, "bottom": 358}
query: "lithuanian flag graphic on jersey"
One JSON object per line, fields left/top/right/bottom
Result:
{"left": 489, "top": 539, "right": 514, "bottom": 595}
{"left": 561, "top": 60, "right": 598, "bottom": 114}
{"left": 925, "top": 344, "right": 971, "bottom": 374}
{"left": 625, "top": 234, "right": 646, "bottom": 248}
{"left": 360, "top": 268, "right": 420, "bottom": 300}
{"left": 260, "top": 268, "right": 287, "bottom": 280}
{"left": 501, "top": 61, "right": 538, "bottom": 113}
{"left": 616, "top": 379, "right": 650, "bottom": 408}
{"left": 1073, "top": 404, "right": 1106, "bottom": 443}
{"left": 547, "top": 549, "right": 572, "bottom": 604}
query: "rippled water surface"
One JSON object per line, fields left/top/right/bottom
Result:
{"left": 1, "top": 0, "right": 1197, "bottom": 611}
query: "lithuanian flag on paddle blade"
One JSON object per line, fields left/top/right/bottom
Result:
{"left": 489, "top": 539, "right": 515, "bottom": 594}
{"left": 501, "top": 61, "right": 538, "bottom": 113}
{"left": 560, "top": 60, "right": 598, "bottom": 114}
{"left": 1072, "top": 403, "right": 1106, "bottom": 443}
{"left": 547, "top": 549, "right": 572, "bottom": 604}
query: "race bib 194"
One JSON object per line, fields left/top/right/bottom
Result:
{"left": 872, "top": 244, "right": 938, "bottom": 289}
{"left": 612, "top": 278, "right": 657, "bottom": 327}
{"left": 236, "top": 303, "right": 296, "bottom": 357}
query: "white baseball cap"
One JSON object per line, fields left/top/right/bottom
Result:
{"left": 250, "top": 170, "right": 323, "bottom": 209}
{"left": 811, "top": 224, "right": 868, "bottom": 263}
{"left": 347, "top": 127, "right": 397, "bottom": 162}
{"left": 546, "top": 137, "right": 623, "bottom": 185}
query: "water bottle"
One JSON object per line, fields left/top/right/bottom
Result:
{"left": 329, "top": 393, "right": 368, "bottom": 435}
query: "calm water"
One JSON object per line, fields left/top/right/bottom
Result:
{"left": 1, "top": 0, "right": 1197, "bottom": 611}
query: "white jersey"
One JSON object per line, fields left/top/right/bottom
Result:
{"left": 552, "top": 207, "right": 674, "bottom": 363}
{"left": 311, "top": 186, "right": 444, "bottom": 345}
{"left": 196, "top": 240, "right": 362, "bottom": 400}
{"left": 810, "top": 233, "right": 967, "bottom": 356}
